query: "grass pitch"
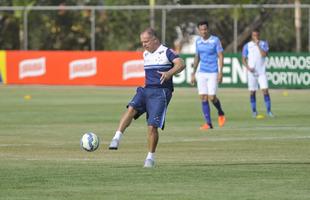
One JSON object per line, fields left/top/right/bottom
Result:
{"left": 0, "top": 86, "right": 309, "bottom": 200}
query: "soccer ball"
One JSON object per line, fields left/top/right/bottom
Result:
{"left": 80, "top": 132, "right": 100, "bottom": 152}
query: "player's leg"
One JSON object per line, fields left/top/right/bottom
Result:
{"left": 147, "top": 126, "right": 159, "bottom": 153}
{"left": 207, "top": 73, "right": 226, "bottom": 127}
{"left": 211, "top": 96, "right": 225, "bottom": 116}
{"left": 259, "top": 74, "right": 273, "bottom": 117}
{"left": 109, "top": 106, "right": 138, "bottom": 150}
{"left": 116, "top": 106, "right": 137, "bottom": 133}
{"left": 210, "top": 95, "right": 226, "bottom": 127}
{"left": 109, "top": 87, "right": 146, "bottom": 150}
{"left": 262, "top": 88, "right": 272, "bottom": 116}
{"left": 200, "top": 94, "right": 213, "bottom": 129}
{"left": 196, "top": 72, "right": 213, "bottom": 130}
{"left": 144, "top": 125, "right": 158, "bottom": 168}
{"left": 248, "top": 73, "right": 258, "bottom": 117}
{"left": 250, "top": 90, "right": 257, "bottom": 117}
{"left": 143, "top": 88, "right": 171, "bottom": 167}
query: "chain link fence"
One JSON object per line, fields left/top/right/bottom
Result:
{"left": 0, "top": 4, "right": 309, "bottom": 52}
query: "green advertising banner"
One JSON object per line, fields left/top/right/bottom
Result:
{"left": 175, "top": 53, "right": 310, "bottom": 89}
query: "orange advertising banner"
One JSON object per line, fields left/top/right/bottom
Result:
{"left": 5, "top": 51, "right": 145, "bottom": 86}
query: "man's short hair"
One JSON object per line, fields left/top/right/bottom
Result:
{"left": 141, "top": 28, "right": 158, "bottom": 39}
{"left": 252, "top": 28, "right": 260, "bottom": 33}
{"left": 197, "top": 21, "right": 209, "bottom": 28}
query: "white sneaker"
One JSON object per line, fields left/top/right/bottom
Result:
{"left": 108, "top": 139, "right": 119, "bottom": 150}
{"left": 143, "top": 159, "right": 155, "bottom": 168}
{"left": 252, "top": 111, "right": 257, "bottom": 118}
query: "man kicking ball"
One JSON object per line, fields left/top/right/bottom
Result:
{"left": 108, "top": 28, "right": 185, "bottom": 168}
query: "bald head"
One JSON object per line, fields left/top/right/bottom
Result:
{"left": 140, "top": 28, "right": 160, "bottom": 52}
{"left": 140, "top": 28, "right": 158, "bottom": 40}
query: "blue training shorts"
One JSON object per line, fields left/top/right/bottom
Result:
{"left": 127, "top": 87, "right": 172, "bottom": 130}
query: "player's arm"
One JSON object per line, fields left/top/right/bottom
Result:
{"left": 169, "top": 57, "right": 185, "bottom": 75}
{"left": 242, "top": 56, "right": 248, "bottom": 67}
{"left": 159, "top": 57, "right": 185, "bottom": 84}
{"left": 217, "top": 51, "right": 224, "bottom": 84}
{"left": 242, "top": 56, "right": 254, "bottom": 73}
{"left": 216, "top": 38, "right": 224, "bottom": 84}
{"left": 255, "top": 40, "right": 268, "bottom": 57}
{"left": 192, "top": 53, "right": 200, "bottom": 74}
{"left": 257, "top": 43, "right": 268, "bottom": 57}
{"left": 190, "top": 53, "right": 200, "bottom": 85}
{"left": 242, "top": 44, "right": 254, "bottom": 73}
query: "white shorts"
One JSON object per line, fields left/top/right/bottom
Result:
{"left": 195, "top": 72, "right": 218, "bottom": 95}
{"left": 247, "top": 72, "right": 268, "bottom": 91}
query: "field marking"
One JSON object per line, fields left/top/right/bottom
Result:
{"left": 2, "top": 157, "right": 309, "bottom": 165}
{"left": 169, "top": 126, "right": 310, "bottom": 131}
{"left": 0, "top": 144, "right": 32, "bottom": 147}
{"left": 0, "top": 135, "right": 310, "bottom": 147}
{"left": 225, "top": 126, "right": 310, "bottom": 131}
{"left": 190, "top": 135, "right": 310, "bottom": 142}
{"left": 165, "top": 135, "right": 310, "bottom": 143}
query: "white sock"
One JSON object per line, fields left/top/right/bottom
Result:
{"left": 113, "top": 131, "right": 122, "bottom": 141}
{"left": 146, "top": 152, "right": 155, "bottom": 161}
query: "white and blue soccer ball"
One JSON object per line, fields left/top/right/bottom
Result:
{"left": 80, "top": 132, "right": 100, "bottom": 152}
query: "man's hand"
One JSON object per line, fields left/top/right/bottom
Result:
{"left": 190, "top": 73, "right": 196, "bottom": 85}
{"left": 218, "top": 72, "right": 223, "bottom": 84}
{"left": 158, "top": 71, "right": 172, "bottom": 84}
{"left": 254, "top": 38, "right": 259, "bottom": 46}
{"left": 247, "top": 66, "right": 255, "bottom": 73}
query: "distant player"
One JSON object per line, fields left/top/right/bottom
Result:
{"left": 108, "top": 28, "right": 185, "bottom": 168}
{"left": 191, "top": 20, "right": 226, "bottom": 130}
{"left": 242, "top": 29, "right": 274, "bottom": 117}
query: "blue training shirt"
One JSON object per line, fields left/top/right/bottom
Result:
{"left": 143, "top": 44, "right": 179, "bottom": 90}
{"left": 196, "top": 35, "right": 223, "bottom": 73}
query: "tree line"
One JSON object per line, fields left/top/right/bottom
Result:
{"left": 0, "top": 0, "right": 309, "bottom": 52}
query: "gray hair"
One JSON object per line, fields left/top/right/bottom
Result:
{"left": 141, "top": 28, "right": 158, "bottom": 39}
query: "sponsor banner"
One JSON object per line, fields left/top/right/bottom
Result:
{"left": 69, "top": 57, "right": 97, "bottom": 80}
{"left": 3, "top": 51, "right": 309, "bottom": 89}
{"left": 265, "top": 53, "right": 310, "bottom": 88}
{"left": 19, "top": 57, "right": 46, "bottom": 79}
{"left": 5, "top": 51, "right": 144, "bottom": 86}
{"left": 177, "top": 53, "right": 310, "bottom": 89}
{"left": 122, "top": 59, "right": 144, "bottom": 80}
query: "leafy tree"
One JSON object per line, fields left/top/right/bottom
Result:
{"left": 0, "top": 0, "right": 308, "bottom": 52}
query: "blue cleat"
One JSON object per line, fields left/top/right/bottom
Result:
{"left": 267, "top": 111, "right": 274, "bottom": 117}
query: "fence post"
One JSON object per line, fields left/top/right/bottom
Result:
{"left": 233, "top": 6, "right": 239, "bottom": 53}
{"left": 23, "top": 7, "right": 28, "bottom": 50}
{"left": 295, "top": 0, "right": 301, "bottom": 52}
{"left": 309, "top": 8, "right": 310, "bottom": 52}
{"left": 233, "top": 15, "right": 238, "bottom": 53}
{"left": 149, "top": 0, "right": 155, "bottom": 28}
{"left": 91, "top": 9, "right": 96, "bottom": 51}
{"left": 161, "top": 9, "right": 166, "bottom": 44}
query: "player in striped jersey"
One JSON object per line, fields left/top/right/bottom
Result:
{"left": 109, "top": 28, "right": 185, "bottom": 168}
{"left": 191, "top": 21, "right": 226, "bottom": 130}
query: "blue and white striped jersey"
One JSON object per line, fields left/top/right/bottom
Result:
{"left": 143, "top": 44, "right": 179, "bottom": 90}
{"left": 196, "top": 35, "right": 223, "bottom": 73}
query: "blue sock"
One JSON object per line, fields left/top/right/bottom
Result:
{"left": 202, "top": 101, "right": 212, "bottom": 125}
{"left": 250, "top": 93, "right": 257, "bottom": 113}
{"left": 264, "top": 94, "right": 271, "bottom": 113}
{"left": 212, "top": 99, "right": 225, "bottom": 116}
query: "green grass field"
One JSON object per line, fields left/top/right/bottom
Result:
{"left": 0, "top": 85, "right": 309, "bottom": 200}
